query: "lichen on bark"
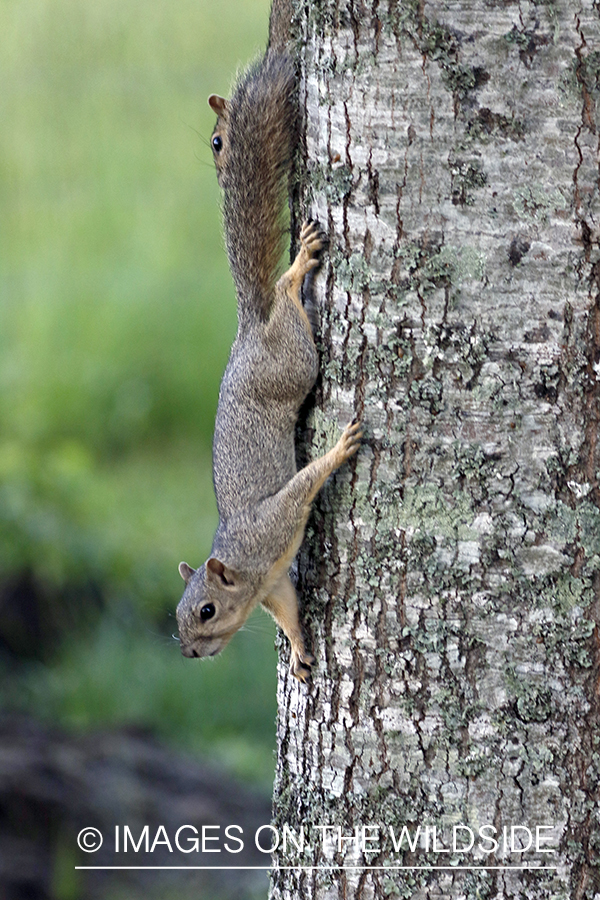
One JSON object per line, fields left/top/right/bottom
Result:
{"left": 270, "top": 1, "right": 600, "bottom": 898}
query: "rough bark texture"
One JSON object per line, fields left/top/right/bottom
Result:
{"left": 270, "top": 1, "right": 600, "bottom": 898}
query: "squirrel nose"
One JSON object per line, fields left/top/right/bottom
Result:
{"left": 181, "top": 645, "right": 198, "bottom": 658}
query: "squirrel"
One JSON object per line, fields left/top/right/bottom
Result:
{"left": 175, "top": 49, "right": 362, "bottom": 683}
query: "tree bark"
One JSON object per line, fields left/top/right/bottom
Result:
{"left": 270, "top": 0, "right": 600, "bottom": 898}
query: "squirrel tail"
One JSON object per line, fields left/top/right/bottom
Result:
{"left": 222, "top": 52, "right": 296, "bottom": 321}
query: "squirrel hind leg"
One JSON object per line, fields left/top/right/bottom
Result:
{"left": 262, "top": 573, "right": 315, "bottom": 683}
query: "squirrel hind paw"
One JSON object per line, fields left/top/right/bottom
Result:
{"left": 284, "top": 222, "right": 325, "bottom": 291}
{"left": 300, "top": 220, "right": 323, "bottom": 257}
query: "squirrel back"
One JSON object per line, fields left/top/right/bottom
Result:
{"left": 209, "top": 52, "right": 296, "bottom": 322}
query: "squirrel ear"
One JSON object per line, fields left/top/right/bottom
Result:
{"left": 178, "top": 562, "right": 196, "bottom": 584}
{"left": 208, "top": 94, "right": 228, "bottom": 117}
{"left": 206, "top": 557, "right": 236, "bottom": 587}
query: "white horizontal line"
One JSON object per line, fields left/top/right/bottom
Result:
{"left": 75, "top": 865, "right": 558, "bottom": 871}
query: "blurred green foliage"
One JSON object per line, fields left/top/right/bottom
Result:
{"left": 0, "top": 0, "right": 277, "bottom": 783}
{"left": 7, "top": 611, "right": 279, "bottom": 786}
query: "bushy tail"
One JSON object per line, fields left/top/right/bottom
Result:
{"left": 222, "top": 52, "right": 296, "bottom": 321}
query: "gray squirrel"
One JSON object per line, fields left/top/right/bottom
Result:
{"left": 176, "top": 50, "right": 362, "bottom": 682}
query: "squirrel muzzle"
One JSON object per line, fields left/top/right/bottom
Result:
{"left": 176, "top": 559, "right": 256, "bottom": 659}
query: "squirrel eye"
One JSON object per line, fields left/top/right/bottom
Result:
{"left": 200, "top": 603, "right": 216, "bottom": 622}
{"left": 212, "top": 135, "right": 223, "bottom": 153}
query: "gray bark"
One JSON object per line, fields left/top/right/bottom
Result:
{"left": 270, "top": 1, "right": 600, "bottom": 898}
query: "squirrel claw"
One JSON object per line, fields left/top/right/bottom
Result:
{"left": 336, "top": 419, "right": 363, "bottom": 463}
{"left": 300, "top": 220, "right": 323, "bottom": 258}
{"left": 285, "top": 221, "right": 323, "bottom": 287}
{"left": 290, "top": 650, "right": 315, "bottom": 683}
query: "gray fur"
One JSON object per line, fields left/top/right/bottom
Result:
{"left": 176, "top": 50, "right": 362, "bottom": 681}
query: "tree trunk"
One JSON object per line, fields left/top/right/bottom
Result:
{"left": 270, "top": 1, "right": 600, "bottom": 898}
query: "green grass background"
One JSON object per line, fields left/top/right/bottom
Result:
{"left": 0, "top": 0, "right": 278, "bottom": 787}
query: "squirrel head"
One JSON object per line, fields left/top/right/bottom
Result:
{"left": 208, "top": 94, "right": 229, "bottom": 187}
{"left": 176, "top": 557, "right": 255, "bottom": 659}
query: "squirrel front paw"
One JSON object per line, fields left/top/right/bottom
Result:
{"left": 333, "top": 419, "right": 363, "bottom": 466}
{"left": 290, "top": 647, "right": 316, "bottom": 684}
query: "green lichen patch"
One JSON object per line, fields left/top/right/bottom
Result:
{"left": 393, "top": 240, "right": 486, "bottom": 299}
{"left": 466, "top": 108, "right": 526, "bottom": 143}
{"left": 450, "top": 159, "right": 487, "bottom": 207}
{"left": 503, "top": 24, "right": 552, "bottom": 68}
{"left": 307, "top": 161, "right": 354, "bottom": 205}
{"left": 332, "top": 249, "right": 372, "bottom": 293}
{"left": 513, "top": 183, "right": 568, "bottom": 222}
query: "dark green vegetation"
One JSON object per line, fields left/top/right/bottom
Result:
{"left": 0, "top": 0, "right": 277, "bottom": 787}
